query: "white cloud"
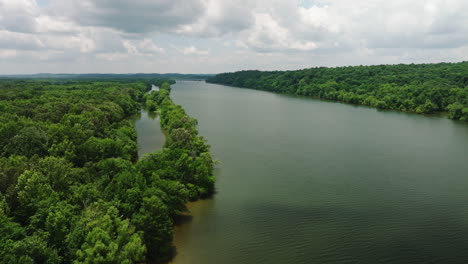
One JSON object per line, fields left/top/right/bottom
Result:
{"left": 180, "top": 46, "right": 209, "bottom": 55}
{"left": 124, "top": 39, "right": 165, "bottom": 55}
{"left": 49, "top": 0, "right": 206, "bottom": 34}
{"left": 239, "top": 13, "right": 318, "bottom": 52}
{"left": 0, "top": 0, "right": 468, "bottom": 73}
{"left": 0, "top": 0, "right": 39, "bottom": 33}
{"left": 35, "top": 15, "right": 77, "bottom": 34}
{"left": 0, "top": 30, "right": 45, "bottom": 50}
{"left": 96, "top": 52, "right": 130, "bottom": 62}
{"left": 295, "top": 0, "right": 468, "bottom": 50}
{"left": 175, "top": 0, "right": 255, "bottom": 37}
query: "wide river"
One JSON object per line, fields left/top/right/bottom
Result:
{"left": 138, "top": 81, "right": 468, "bottom": 264}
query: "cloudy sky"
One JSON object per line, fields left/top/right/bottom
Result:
{"left": 1, "top": 0, "right": 467, "bottom": 74}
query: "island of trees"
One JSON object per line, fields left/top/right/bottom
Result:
{"left": 0, "top": 78, "right": 214, "bottom": 263}
{"left": 207, "top": 62, "right": 468, "bottom": 120}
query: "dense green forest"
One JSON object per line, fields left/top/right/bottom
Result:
{"left": 207, "top": 62, "right": 468, "bottom": 120}
{"left": 0, "top": 79, "right": 214, "bottom": 263}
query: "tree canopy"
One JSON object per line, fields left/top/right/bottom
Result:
{"left": 207, "top": 61, "right": 468, "bottom": 121}
{"left": 0, "top": 79, "right": 214, "bottom": 263}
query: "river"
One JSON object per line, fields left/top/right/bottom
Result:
{"left": 133, "top": 85, "right": 164, "bottom": 158}
{"left": 138, "top": 81, "right": 468, "bottom": 263}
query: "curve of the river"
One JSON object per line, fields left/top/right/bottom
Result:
{"left": 162, "top": 81, "right": 468, "bottom": 264}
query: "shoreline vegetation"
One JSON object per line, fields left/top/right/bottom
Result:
{"left": 0, "top": 79, "right": 214, "bottom": 263}
{"left": 207, "top": 61, "right": 468, "bottom": 121}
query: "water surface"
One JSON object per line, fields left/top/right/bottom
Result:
{"left": 133, "top": 85, "right": 165, "bottom": 158}
{"left": 168, "top": 81, "right": 468, "bottom": 264}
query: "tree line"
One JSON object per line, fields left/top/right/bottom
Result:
{"left": 207, "top": 62, "right": 468, "bottom": 120}
{"left": 0, "top": 79, "right": 214, "bottom": 263}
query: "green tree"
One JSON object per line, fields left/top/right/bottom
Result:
{"left": 4, "top": 126, "right": 49, "bottom": 157}
{"left": 132, "top": 195, "right": 173, "bottom": 261}
{"left": 74, "top": 205, "right": 146, "bottom": 264}
{"left": 15, "top": 170, "right": 59, "bottom": 221}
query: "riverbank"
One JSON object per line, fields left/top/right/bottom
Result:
{"left": 142, "top": 82, "right": 215, "bottom": 198}
{"left": 136, "top": 81, "right": 215, "bottom": 262}
{"left": 206, "top": 62, "right": 468, "bottom": 121}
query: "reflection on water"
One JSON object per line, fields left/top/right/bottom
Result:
{"left": 133, "top": 84, "right": 165, "bottom": 158}
{"left": 173, "top": 200, "right": 216, "bottom": 248}
{"left": 133, "top": 109, "right": 165, "bottom": 158}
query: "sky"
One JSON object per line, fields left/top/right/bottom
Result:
{"left": 0, "top": 0, "right": 467, "bottom": 74}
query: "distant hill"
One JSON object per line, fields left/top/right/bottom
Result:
{"left": 0, "top": 73, "right": 215, "bottom": 80}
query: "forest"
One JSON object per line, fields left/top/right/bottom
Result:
{"left": 207, "top": 62, "right": 468, "bottom": 120}
{"left": 0, "top": 79, "right": 214, "bottom": 263}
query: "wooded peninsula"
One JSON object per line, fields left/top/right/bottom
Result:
{"left": 0, "top": 79, "right": 214, "bottom": 263}
{"left": 207, "top": 62, "right": 468, "bottom": 120}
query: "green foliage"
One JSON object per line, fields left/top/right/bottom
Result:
{"left": 0, "top": 194, "right": 25, "bottom": 253}
{"left": 0, "top": 155, "right": 30, "bottom": 194}
{"left": 0, "top": 79, "right": 215, "bottom": 263}
{"left": 140, "top": 83, "right": 215, "bottom": 198}
{"left": 207, "top": 61, "right": 468, "bottom": 120}
{"left": 4, "top": 126, "right": 49, "bottom": 157}
{"left": 15, "top": 170, "right": 59, "bottom": 221}
{"left": 447, "top": 102, "right": 468, "bottom": 120}
{"left": 73, "top": 204, "right": 146, "bottom": 264}
{"left": 132, "top": 195, "right": 173, "bottom": 261}
{"left": 1, "top": 231, "right": 62, "bottom": 264}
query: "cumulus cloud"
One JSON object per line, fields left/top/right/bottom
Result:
{"left": 49, "top": 0, "right": 206, "bottom": 34}
{"left": 238, "top": 13, "right": 318, "bottom": 52}
{"left": 124, "top": 39, "right": 165, "bottom": 55}
{"left": 295, "top": 0, "right": 468, "bottom": 50}
{"left": 0, "top": 0, "right": 39, "bottom": 33}
{"left": 0, "top": 0, "right": 77, "bottom": 34}
{"left": 0, "top": 31, "right": 45, "bottom": 50}
{"left": 0, "top": 0, "right": 168, "bottom": 64}
{"left": 0, "top": 0, "right": 468, "bottom": 73}
{"left": 175, "top": 0, "right": 255, "bottom": 36}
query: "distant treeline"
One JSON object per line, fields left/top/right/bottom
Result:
{"left": 0, "top": 79, "right": 214, "bottom": 263}
{"left": 207, "top": 62, "right": 468, "bottom": 120}
{"left": 1, "top": 73, "right": 214, "bottom": 81}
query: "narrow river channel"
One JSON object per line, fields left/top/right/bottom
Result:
{"left": 137, "top": 81, "right": 468, "bottom": 264}
{"left": 133, "top": 85, "right": 165, "bottom": 158}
